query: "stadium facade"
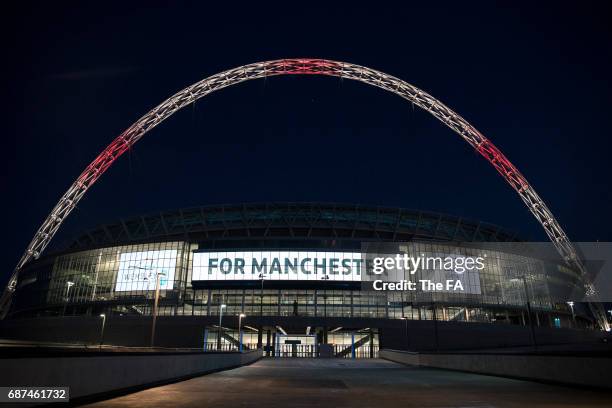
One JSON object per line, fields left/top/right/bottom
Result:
{"left": 4, "top": 203, "right": 598, "bottom": 357}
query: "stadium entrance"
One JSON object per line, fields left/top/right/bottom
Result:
{"left": 204, "top": 326, "right": 379, "bottom": 358}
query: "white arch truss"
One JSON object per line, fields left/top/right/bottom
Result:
{"left": 2, "top": 59, "right": 605, "bottom": 327}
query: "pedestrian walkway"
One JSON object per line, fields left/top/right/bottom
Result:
{"left": 85, "top": 358, "right": 612, "bottom": 407}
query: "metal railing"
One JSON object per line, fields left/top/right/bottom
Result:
{"left": 333, "top": 344, "right": 379, "bottom": 359}
{"left": 275, "top": 344, "right": 318, "bottom": 358}
{"left": 203, "top": 342, "right": 258, "bottom": 352}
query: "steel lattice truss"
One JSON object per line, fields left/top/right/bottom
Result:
{"left": 2, "top": 59, "right": 606, "bottom": 326}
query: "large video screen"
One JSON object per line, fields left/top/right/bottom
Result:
{"left": 192, "top": 251, "right": 363, "bottom": 282}
{"left": 115, "top": 250, "right": 177, "bottom": 292}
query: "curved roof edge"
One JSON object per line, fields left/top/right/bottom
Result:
{"left": 53, "top": 202, "right": 521, "bottom": 253}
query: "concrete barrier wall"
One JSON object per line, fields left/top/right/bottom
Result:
{"left": 380, "top": 321, "right": 606, "bottom": 351}
{"left": 1, "top": 316, "right": 606, "bottom": 350}
{"left": 0, "top": 349, "right": 262, "bottom": 400}
{"left": 380, "top": 349, "right": 611, "bottom": 389}
{"left": 379, "top": 349, "right": 421, "bottom": 365}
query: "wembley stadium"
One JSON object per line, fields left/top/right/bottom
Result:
{"left": 1, "top": 202, "right": 600, "bottom": 358}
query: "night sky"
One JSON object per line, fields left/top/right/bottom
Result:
{"left": 2, "top": 1, "right": 611, "bottom": 285}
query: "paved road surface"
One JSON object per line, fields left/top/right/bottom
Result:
{"left": 84, "top": 358, "right": 612, "bottom": 407}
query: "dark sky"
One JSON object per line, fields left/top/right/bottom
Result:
{"left": 2, "top": 1, "right": 611, "bottom": 284}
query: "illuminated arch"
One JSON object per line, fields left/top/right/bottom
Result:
{"left": 2, "top": 59, "right": 604, "bottom": 325}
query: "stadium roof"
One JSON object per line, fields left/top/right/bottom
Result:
{"left": 60, "top": 203, "right": 520, "bottom": 252}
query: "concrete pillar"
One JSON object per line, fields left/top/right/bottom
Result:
{"left": 271, "top": 331, "right": 276, "bottom": 357}
{"left": 257, "top": 327, "right": 263, "bottom": 349}
{"left": 316, "top": 328, "right": 324, "bottom": 344}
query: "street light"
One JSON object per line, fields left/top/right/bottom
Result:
{"left": 401, "top": 316, "right": 409, "bottom": 350}
{"left": 99, "top": 313, "right": 106, "bottom": 347}
{"left": 258, "top": 273, "right": 266, "bottom": 316}
{"left": 567, "top": 301, "right": 575, "bottom": 327}
{"left": 66, "top": 281, "right": 75, "bottom": 293}
{"left": 63, "top": 281, "right": 75, "bottom": 316}
{"left": 258, "top": 273, "right": 266, "bottom": 351}
{"left": 146, "top": 269, "right": 167, "bottom": 348}
{"left": 238, "top": 313, "right": 246, "bottom": 352}
{"left": 432, "top": 301, "right": 439, "bottom": 352}
{"left": 511, "top": 276, "right": 537, "bottom": 350}
{"left": 217, "top": 303, "right": 227, "bottom": 350}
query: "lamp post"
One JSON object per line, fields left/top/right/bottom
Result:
{"left": 567, "top": 301, "right": 575, "bottom": 327}
{"left": 258, "top": 273, "right": 266, "bottom": 351}
{"left": 238, "top": 313, "right": 246, "bottom": 352}
{"left": 432, "top": 301, "right": 439, "bottom": 352}
{"left": 66, "top": 281, "right": 75, "bottom": 296}
{"left": 150, "top": 270, "right": 166, "bottom": 348}
{"left": 321, "top": 276, "right": 330, "bottom": 317}
{"left": 401, "top": 316, "right": 409, "bottom": 350}
{"left": 99, "top": 313, "right": 106, "bottom": 347}
{"left": 511, "top": 276, "right": 537, "bottom": 350}
{"left": 63, "top": 281, "right": 75, "bottom": 316}
{"left": 91, "top": 251, "right": 102, "bottom": 301}
{"left": 217, "top": 303, "right": 227, "bottom": 350}
{"left": 258, "top": 273, "right": 266, "bottom": 316}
